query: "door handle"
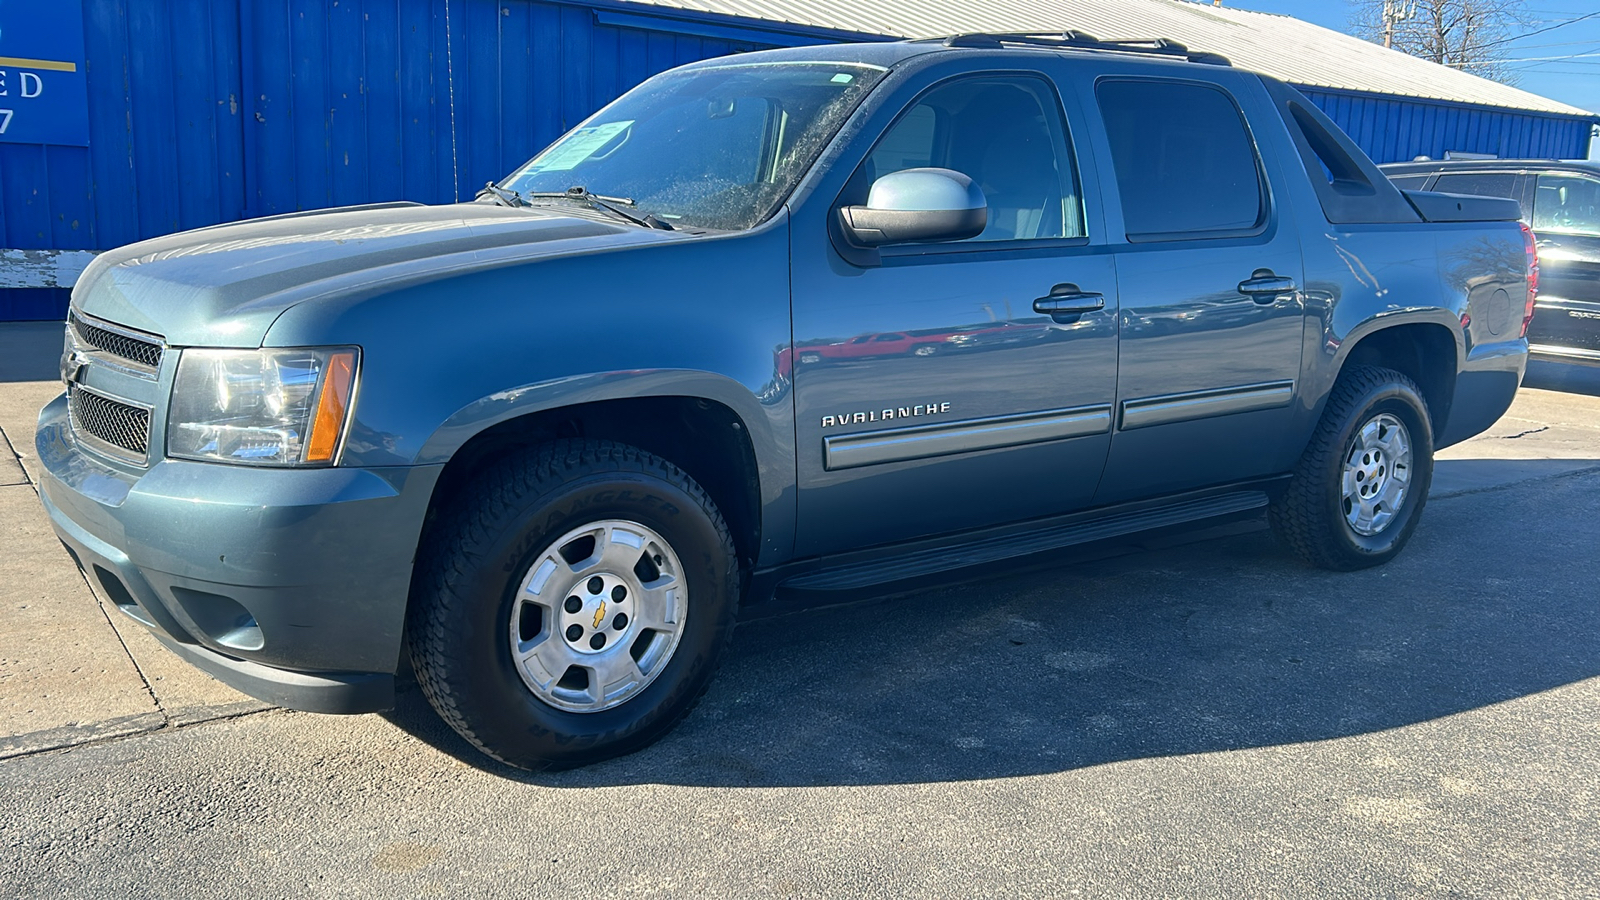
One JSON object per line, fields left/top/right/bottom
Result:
{"left": 1237, "top": 270, "right": 1297, "bottom": 304}
{"left": 1033, "top": 286, "right": 1105, "bottom": 317}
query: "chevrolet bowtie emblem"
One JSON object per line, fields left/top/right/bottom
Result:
{"left": 593, "top": 601, "right": 607, "bottom": 630}
{"left": 61, "top": 347, "right": 90, "bottom": 385}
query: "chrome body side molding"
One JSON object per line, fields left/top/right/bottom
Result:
{"left": 1119, "top": 381, "right": 1295, "bottom": 431}
{"left": 823, "top": 404, "right": 1113, "bottom": 471}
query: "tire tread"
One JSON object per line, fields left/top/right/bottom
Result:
{"left": 407, "top": 439, "right": 738, "bottom": 769}
{"left": 1269, "top": 365, "right": 1431, "bottom": 571}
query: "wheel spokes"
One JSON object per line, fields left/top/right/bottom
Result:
{"left": 583, "top": 651, "right": 646, "bottom": 705}
{"left": 1340, "top": 412, "right": 1415, "bottom": 537}
{"left": 509, "top": 518, "right": 690, "bottom": 713}
{"left": 1356, "top": 419, "right": 1383, "bottom": 453}
{"left": 634, "top": 572, "right": 682, "bottom": 629}
{"left": 515, "top": 625, "right": 582, "bottom": 693}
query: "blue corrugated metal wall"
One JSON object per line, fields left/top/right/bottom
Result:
{"left": 1298, "top": 87, "right": 1594, "bottom": 164}
{"left": 236, "top": 0, "right": 804, "bottom": 219}
{"left": 0, "top": 0, "right": 1594, "bottom": 319}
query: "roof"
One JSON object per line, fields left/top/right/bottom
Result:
{"left": 615, "top": 0, "right": 1598, "bottom": 118}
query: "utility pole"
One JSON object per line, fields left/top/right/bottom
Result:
{"left": 1382, "top": 0, "right": 1417, "bottom": 49}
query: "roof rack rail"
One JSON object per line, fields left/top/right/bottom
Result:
{"left": 928, "top": 32, "right": 1232, "bottom": 67}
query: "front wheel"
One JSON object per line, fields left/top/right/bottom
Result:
{"left": 1270, "top": 366, "right": 1435, "bottom": 571}
{"left": 408, "top": 439, "right": 739, "bottom": 770}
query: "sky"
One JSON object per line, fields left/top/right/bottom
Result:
{"left": 1214, "top": 0, "right": 1600, "bottom": 157}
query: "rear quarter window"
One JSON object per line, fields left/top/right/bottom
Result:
{"left": 1430, "top": 172, "right": 1518, "bottom": 199}
{"left": 1386, "top": 174, "right": 1431, "bottom": 191}
{"left": 1096, "top": 79, "right": 1264, "bottom": 239}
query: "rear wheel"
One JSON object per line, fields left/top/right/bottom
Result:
{"left": 1270, "top": 366, "right": 1435, "bottom": 571}
{"left": 408, "top": 439, "right": 739, "bottom": 770}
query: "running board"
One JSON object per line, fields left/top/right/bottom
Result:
{"left": 777, "top": 490, "right": 1269, "bottom": 594}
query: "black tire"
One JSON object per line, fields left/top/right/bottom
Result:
{"left": 1269, "top": 365, "right": 1435, "bottom": 571}
{"left": 408, "top": 439, "right": 739, "bottom": 770}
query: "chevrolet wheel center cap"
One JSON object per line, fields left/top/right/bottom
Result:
{"left": 560, "top": 573, "right": 634, "bottom": 654}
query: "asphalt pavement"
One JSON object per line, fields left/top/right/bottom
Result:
{"left": 1, "top": 320, "right": 1597, "bottom": 898}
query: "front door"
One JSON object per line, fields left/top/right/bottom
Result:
{"left": 790, "top": 71, "right": 1120, "bottom": 557}
{"left": 1086, "top": 76, "right": 1308, "bottom": 504}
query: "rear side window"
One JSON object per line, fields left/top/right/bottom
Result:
{"left": 1431, "top": 172, "right": 1518, "bottom": 199}
{"left": 1096, "top": 79, "right": 1264, "bottom": 239}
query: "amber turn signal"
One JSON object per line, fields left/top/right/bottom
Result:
{"left": 305, "top": 351, "right": 357, "bottom": 463}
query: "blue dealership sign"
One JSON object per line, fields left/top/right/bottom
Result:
{"left": 0, "top": 0, "right": 89, "bottom": 145}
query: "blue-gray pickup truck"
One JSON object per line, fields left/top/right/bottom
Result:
{"left": 37, "top": 34, "right": 1535, "bottom": 769}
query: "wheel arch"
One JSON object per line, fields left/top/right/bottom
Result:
{"left": 1329, "top": 315, "right": 1461, "bottom": 438}
{"left": 415, "top": 372, "right": 791, "bottom": 575}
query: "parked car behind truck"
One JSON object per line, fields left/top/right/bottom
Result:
{"left": 1382, "top": 158, "right": 1600, "bottom": 365}
{"left": 39, "top": 34, "right": 1534, "bottom": 770}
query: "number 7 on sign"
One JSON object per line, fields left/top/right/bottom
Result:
{"left": 0, "top": 110, "right": 12, "bottom": 133}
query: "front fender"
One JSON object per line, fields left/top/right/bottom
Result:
{"left": 264, "top": 213, "right": 797, "bottom": 559}
{"left": 414, "top": 369, "right": 780, "bottom": 465}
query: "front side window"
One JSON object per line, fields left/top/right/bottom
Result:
{"left": 1532, "top": 174, "right": 1600, "bottom": 236}
{"left": 501, "top": 62, "right": 886, "bottom": 231}
{"left": 1096, "top": 79, "right": 1264, "bottom": 239}
{"left": 861, "top": 76, "right": 1085, "bottom": 242}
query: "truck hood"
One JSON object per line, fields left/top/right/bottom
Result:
{"left": 72, "top": 201, "right": 679, "bottom": 346}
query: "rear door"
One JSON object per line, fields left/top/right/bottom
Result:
{"left": 1080, "top": 74, "right": 1308, "bottom": 504}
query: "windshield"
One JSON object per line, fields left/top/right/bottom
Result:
{"left": 501, "top": 62, "right": 886, "bottom": 231}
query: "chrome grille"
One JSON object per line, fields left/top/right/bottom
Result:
{"left": 69, "top": 385, "right": 152, "bottom": 462}
{"left": 69, "top": 311, "right": 164, "bottom": 370}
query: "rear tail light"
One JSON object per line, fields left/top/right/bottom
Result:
{"left": 1520, "top": 222, "right": 1539, "bottom": 337}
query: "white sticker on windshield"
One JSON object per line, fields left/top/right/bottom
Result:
{"left": 831, "top": 73, "right": 854, "bottom": 84}
{"left": 530, "top": 120, "right": 633, "bottom": 172}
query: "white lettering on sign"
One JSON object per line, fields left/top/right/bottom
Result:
{"left": 0, "top": 110, "right": 12, "bottom": 134}
{"left": 20, "top": 72, "right": 41, "bottom": 98}
{"left": 0, "top": 71, "right": 7, "bottom": 96}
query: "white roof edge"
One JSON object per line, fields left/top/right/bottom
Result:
{"left": 617, "top": 0, "right": 1597, "bottom": 118}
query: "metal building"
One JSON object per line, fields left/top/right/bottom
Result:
{"left": 1, "top": 0, "right": 1594, "bottom": 319}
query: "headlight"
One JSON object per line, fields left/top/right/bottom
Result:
{"left": 168, "top": 347, "right": 359, "bottom": 466}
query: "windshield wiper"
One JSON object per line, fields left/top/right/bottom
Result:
{"left": 477, "top": 181, "right": 526, "bottom": 208}
{"left": 523, "top": 186, "right": 674, "bottom": 230}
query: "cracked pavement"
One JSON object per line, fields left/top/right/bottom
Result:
{"left": 2, "top": 319, "right": 1598, "bottom": 898}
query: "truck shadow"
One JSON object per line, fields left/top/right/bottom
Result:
{"left": 383, "top": 459, "right": 1600, "bottom": 787}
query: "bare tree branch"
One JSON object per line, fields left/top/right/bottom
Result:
{"left": 1349, "top": 0, "right": 1532, "bottom": 83}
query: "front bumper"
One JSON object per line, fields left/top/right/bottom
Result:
{"left": 36, "top": 392, "right": 442, "bottom": 714}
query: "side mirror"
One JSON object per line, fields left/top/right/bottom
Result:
{"left": 838, "top": 168, "right": 987, "bottom": 248}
